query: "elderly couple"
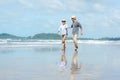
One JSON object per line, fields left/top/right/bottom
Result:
{"left": 57, "top": 16, "right": 83, "bottom": 51}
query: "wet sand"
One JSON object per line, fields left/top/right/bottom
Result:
{"left": 0, "top": 43, "right": 120, "bottom": 80}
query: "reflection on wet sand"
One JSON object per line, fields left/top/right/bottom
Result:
{"left": 58, "top": 50, "right": 67, "bottom": 75}
{"left": 70, "top": 51, "right": 82, "bottom": 80}
{"left": 0, "top": 48, "right": 15, "bottom": 54}
{"left": 34, "top": 46, "right": 60, "bottom": 52}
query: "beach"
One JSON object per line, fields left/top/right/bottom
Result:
{"left": 0, "top": 40, "right": 120, "bottom": 80}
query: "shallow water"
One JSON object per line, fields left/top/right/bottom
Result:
{"left": 0, "top": 43, "right": 120, "bottom": 80}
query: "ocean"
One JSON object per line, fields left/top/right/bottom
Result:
{"left": 0, "top": 39, "right": 120, "bottom": 80}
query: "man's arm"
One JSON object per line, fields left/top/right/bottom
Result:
{"left": 65, "top": 24, "right": 71, "bottom": 29}
{"left": 78, "top": 22, "right": 83, "bottom": 35}
{"left": 65, "top": 24, "right": 73, "bottom": 29}
{"left": 80, "top": 28, "right": 83, "bottom": 35}
{"left": 66, "top": 26, "right": 72, "bottom": 29}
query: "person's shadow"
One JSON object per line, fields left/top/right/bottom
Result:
{"left": 70, "top": 51, "right": 82, "bottom": 80}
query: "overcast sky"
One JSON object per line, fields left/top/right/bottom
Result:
{"left": 0, "top": 0, "right": 120, "bottom": 38}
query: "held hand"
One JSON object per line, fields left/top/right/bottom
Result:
{"left": 80, "top": 32, "right": 83, "bottom": 35}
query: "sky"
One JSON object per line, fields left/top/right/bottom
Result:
{"left": 0, "top": 0, "right": 120, "bottom": 38}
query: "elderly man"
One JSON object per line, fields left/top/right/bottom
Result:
{"left": 71, "top": 16, "right": 83, "bottom": 51}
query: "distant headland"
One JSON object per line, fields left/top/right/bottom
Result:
{"left": 0, "top": 33, "right": 120, "bottom": 41}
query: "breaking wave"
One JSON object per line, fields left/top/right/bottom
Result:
{"left": 0, "top": 39, "right": 120, "bottom": 48}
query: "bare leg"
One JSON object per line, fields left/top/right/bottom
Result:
{"left": 62, "top": 35, "right": 66, "bottom": 50}
{"left": 72, "top": 34, "right": 78, "bottom": 51}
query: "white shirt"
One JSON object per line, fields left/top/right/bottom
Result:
{"left": 58, "top": 24, "right": 68, "bottom": 35}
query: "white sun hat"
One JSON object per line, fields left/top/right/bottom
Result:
{"left": 61, "top": 19, "right": 66, "bottom": 22}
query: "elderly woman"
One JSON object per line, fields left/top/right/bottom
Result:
{"left": 57, "top": 19, "right": 68, "bottom": 50}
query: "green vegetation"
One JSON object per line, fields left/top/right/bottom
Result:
{"left": 0, "top": 33, "right": 24, "bottom": 39}
{"left": 0, "top": 33, "right": 61, "bottom": 40}
{"left": 0, "top": 33, "right": 120, "bottom": 41}
{"left": 98, "top": 37, "right": 120, "bottom": 41}
{"left": 32, "top": 33, "right": 61, "bottom": 40}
